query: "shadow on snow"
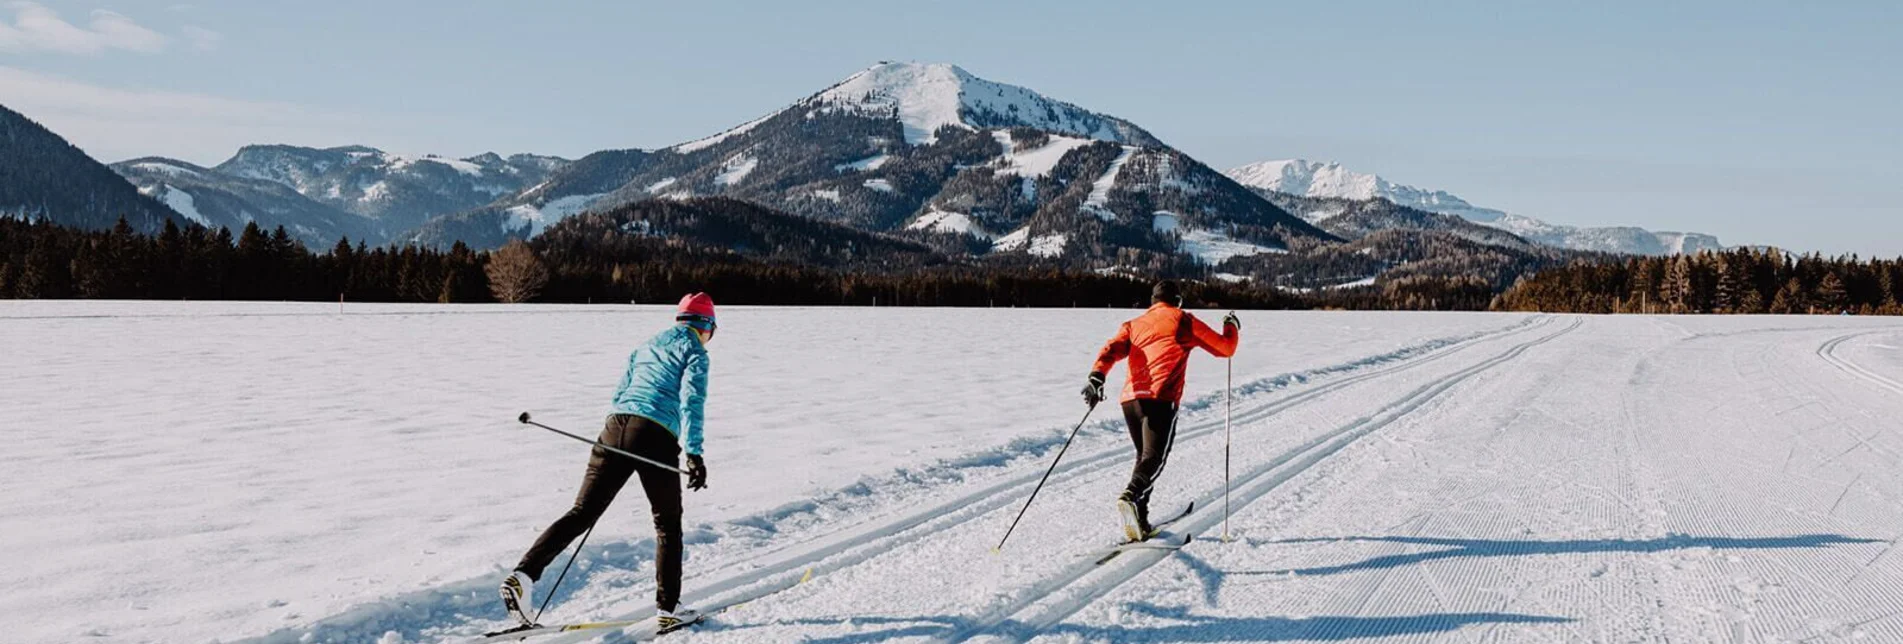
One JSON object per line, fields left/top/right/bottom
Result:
{"left": 698, "top": 603, "right": 1572, "bottom": 643}
{"left": 1232, "top": 533, "right": 1883, "bottom": 578}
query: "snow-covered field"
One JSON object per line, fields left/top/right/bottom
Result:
{"left": 7, "top": 303, "right": 1903, "bottom": 643}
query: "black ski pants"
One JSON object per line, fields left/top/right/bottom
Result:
{"left": 516, "top": 414, "right": 684, "bottom": 611}
{"left": 1121, "top": 398, "right": 1180, "bottom": 508}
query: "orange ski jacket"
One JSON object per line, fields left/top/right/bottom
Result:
{"left": 1091, "top": 303, "right": 1240, "bottom": 404}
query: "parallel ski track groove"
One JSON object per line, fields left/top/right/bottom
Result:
{"left": 936, "top": 317, "right": 1583, "bottom": 643}
{"left": 533, "top": 318, "right": 1554, "bottom": 643}
{"left": 1818, "top": 331, "right": 1903, "bottom": 396}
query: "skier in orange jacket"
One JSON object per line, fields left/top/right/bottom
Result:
{"left": 1083, "top": 280, "right": 1239, "bottom": 541}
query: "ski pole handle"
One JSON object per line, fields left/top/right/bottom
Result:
{"left": 517, "top": 412, "right": 686, "bottom": 474}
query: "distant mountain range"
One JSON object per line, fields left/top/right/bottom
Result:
{"left": 3, "top": 61, "right": 1740, "bottom": 296}
{"left": 1226, "top": 159, "right": 1722, "bottom": 256}
{"left": 412, "top": 61, "right": 1329, "bottom": 270}
{"left": 1, "top": 104, "right": 177, "bottom": 234}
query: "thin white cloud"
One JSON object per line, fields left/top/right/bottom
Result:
{"left": 181, "top": 24, "right": 219, "bottom": 51}
{"left": 0, "top": 65, "right": 379, "bottom": 164}
{"left": 0, "top": 2, "right": 168, "bottom": 55}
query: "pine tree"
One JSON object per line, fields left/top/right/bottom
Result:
{"left": 1818, "top": 272, "right": 1848, "bottom": 313}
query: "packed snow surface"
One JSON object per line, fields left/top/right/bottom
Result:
{"left": 862, "top": 178, "right": 894, "bottom": 193}
{"left": 9, "top": 304, "right": 1903, "bottom": 643}
{"left": 503, "top": 193, "right": 605, "bottom": 236}
{"left": 906, "top": 208, "right": 989, "bottom": 238}
{"left": 146, "top": 185, "right": 212, "bottom": 228}
{"left": 1081, "top": 146, "right": 1137, "bottom": 220}
{"left": 833, "top": 153, "right": 890, "bottom": 173}
{"left": 992, "top": 131, "right": 1092, "bottom": 178}
{"left": 129, "top": 161, "right": 203, "bottom": 177}
{"left": 712, "top": 156, "right": 758, "bottom": 187}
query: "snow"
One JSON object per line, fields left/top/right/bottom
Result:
{"left": 991, "top": 227, "right": 1029, "bottom": 252}
{"left": 153, "top": 185, "right": 212, "bottom": 228}
{"left": 806, "top": 62, "right": 1130, "bottom": 145}
{"left": 811, "top": 189, "right": 841, "bottom": 202}
{"left": 502, "top": 193, "right": 606, "bottom": 236}
{"left": 362, "top": 180, "right": 391, "bottom": 202}
{"left": 906, "top": 208, "right": 990, "bottom": 238}
{"left": 643, "top": 177, "right": 678, "bottom": 194}
{"left": 129, "top": 161, "right": 202, "bottom": 178}
{"left": 16, "top": 305, "right": 1903, "bottom": 644}
{"left": 416, "top": 156, "right": 485, "bottom": 177}
{"left": 1227, "top": 159, "right": 1723, "bottom": 256}
{"left": 833, "top": 153, "right": 890, "bottom": 172}
{"left": 671, "top": 109, "right": 785, "bottom": 153}
{"left": 1028, "top": 232, "right": 1068, "bottom": 257}
{"left": 1151, "top": 210, "right": 1180, "bottom": 234}
{"left": 1155, "top": 211, "right": 1285, "bottom": 265}
{"left": 713, "top": 156, "right": 758, "bottom": 187}
{"left": 862, "top": 178, "right": 894, "bottom": 193}
{"left": 1081, "top": 146, "right": 1136, "bottom": 221}
{"left": 992, "top": 130, "right": 1093, "bottom": 178}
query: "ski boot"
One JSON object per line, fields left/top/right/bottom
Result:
{"left": 1116, "top": 492, "right": 1154, "bottom": 543}
{"left": 499, "top": 570, "right": 535, "bottom": 626}
{"left": 657, "top": 607, "right": 702, "bottom": 635}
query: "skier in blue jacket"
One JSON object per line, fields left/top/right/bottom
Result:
{"left": 500, "top": 293, "right": 715, "bottom": 634}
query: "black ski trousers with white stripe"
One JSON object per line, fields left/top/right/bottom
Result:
{"left": 1121, "top": 398, "right": 1180, "bottom": 509}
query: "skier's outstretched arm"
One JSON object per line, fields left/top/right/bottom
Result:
{"left": 1190, "top": 313, "right": 1240, "bottom": 358}
{"left": 1083, "top": 323, "right": 1132, "bottom": 406}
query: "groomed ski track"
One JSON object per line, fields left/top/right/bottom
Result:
{"left": 242, "top": 315, "right": 1552, "bottom": 643}
{"left": 215, "top": 314, "right": 1903, "bottom": 643}
{"left": 520, "top": 317, "right": 1578, "bottom": 644}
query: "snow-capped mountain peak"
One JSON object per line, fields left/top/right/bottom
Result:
{"left": 1226, "top": 159, "right": 1723, "bottom": 255}
{"left": 672, "top": 62, "right": 1159, "bottom": 151}
{"left": 801, "top": 62, "right": 1148, "bottom": 146}
{"left": 1227, "top": 159, "right": 1499, "bottom": 222}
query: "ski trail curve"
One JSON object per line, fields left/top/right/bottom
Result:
{"left": 1818, "top": 331, "right": 1903, "bottom": 396}
{"left": 936, "top": 318, "right": 1584, "bottom": 643}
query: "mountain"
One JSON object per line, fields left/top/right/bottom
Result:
{"left": 212, "top": 145, "right": 568, "bottom": 235}
{"left": 537, "top": 197, "right": 946, "bottom": 269}
{"left": 111, "top": 158, "right": 380, "bottom": 247}
{"left": 415, "top": 62, "right": 1332, "bottom": 263}
{"left": 0, "top": 104, "right": 179, "bottom": 233}
{"left": 1263, "top": 192, "right": 1540, "bottom": 252}
{"left": 1226, "top": 159, "right": 1723, "bottom": 256}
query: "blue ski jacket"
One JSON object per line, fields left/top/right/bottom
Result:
{"left": 611, "top": 324, "right": 708, "bottom": 455}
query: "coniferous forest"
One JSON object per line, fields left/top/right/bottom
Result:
{"left": 6, "top": 213, "right": 1900, "bottom": 315}
{"left": 1492, "top": 248, "right": 1903, "bottom": 315}
{"left": 0, "top": 216, "right": 1298, "bottom": 309}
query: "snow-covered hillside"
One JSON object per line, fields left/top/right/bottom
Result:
{"left": 1227, "top": 159, "right": 1724, "bottom": 256}
{"left": 112, "top": 157, "right": 383, "bottom": 246}
{"left": 784, "top": 62, "right": 1155, "bottom": 146}
{"left": 212, "top": 145, "right": 569, "bottom": 236}
{"left": 412, "top": 62, "right": 1325, "bottom": 257}
{"left": 10, "top": 303, "right": 1903, "bottom": 643}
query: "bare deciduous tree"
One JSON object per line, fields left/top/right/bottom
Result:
{"left": 485, "top": 240, "right": 549, "bottom": 303}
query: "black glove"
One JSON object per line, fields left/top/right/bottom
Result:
{"left": 1223, "top": 311, "right": 1241, "bottom": 331}
{"left": 685, "top": 454, "right": 707, "bottom": 491}
{"left": 1081, "top": 372, "right": 1106, "bottom": 407}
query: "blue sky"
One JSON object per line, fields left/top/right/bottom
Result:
{"left": 2, "top": 1, "right": 1898, "bottom": 256}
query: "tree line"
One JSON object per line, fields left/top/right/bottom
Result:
{"left": 1492, "top": 247, "right": 1903, "bottom": 315}
{"left": 0, "top": 217, "right": 1296, "bottom": 309}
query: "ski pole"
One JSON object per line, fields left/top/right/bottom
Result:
{"left": 994, "top": 403, "right": 1097, "bottom": 552}
{"left": 533, "top": 520, "right": 596, "bottom": 624}
{"left": 1223, "top": 356, "right": 1232, "bottom": 542}
{"left": 517, "top": 412, "right": 686, "bottom": 474}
